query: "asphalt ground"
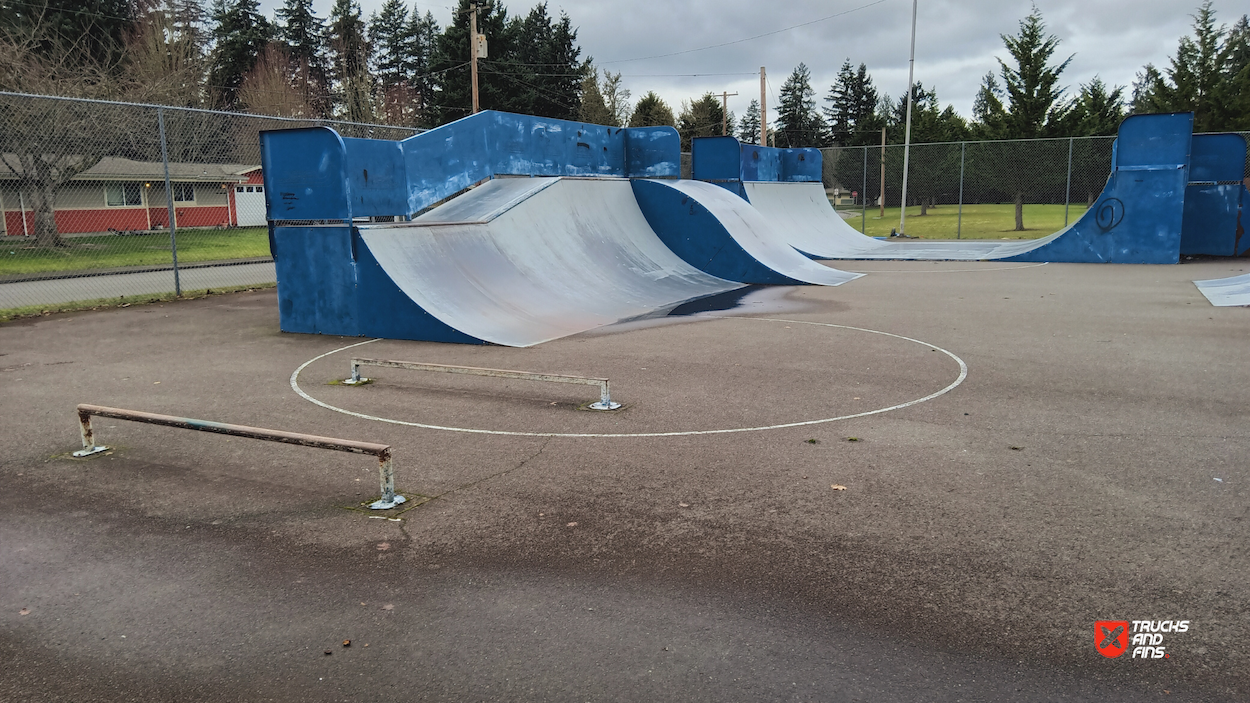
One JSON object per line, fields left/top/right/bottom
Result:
{"left": 2, "top": 257, "right": 1248, "bottom": 701}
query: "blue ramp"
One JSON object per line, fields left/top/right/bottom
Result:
{"left": 713, "top": 113, "right": 1197, "bottom": 264}
{"left": 631, "top": 179, "right": 862, "bottom": 286}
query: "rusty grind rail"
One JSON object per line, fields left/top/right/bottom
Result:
{"left": 73, "top": 403, "right": 405, "bottom": 509}
{"left": 344, "top": 358, "right": 622, "bottom": 410}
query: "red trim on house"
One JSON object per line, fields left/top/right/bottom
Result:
{"left": 149, "top": 205, "right": 231, "bottom": 229}
{"left": 3, "top": 206, "right": 232, "bottom": 235}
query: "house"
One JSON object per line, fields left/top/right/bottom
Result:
{"left": 0, "top": 156, "right": 265, "bottom": 236}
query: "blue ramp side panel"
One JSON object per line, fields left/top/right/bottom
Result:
{"left": 398, "top": 111, "right": 682, "bottom": 214}
{"left": 625, "top": 126, "right": 681, "bottom": 178}
{"left": 261, "top": 128, "right": 351, "bottom": 222}
{"left": 737, "top": 143, "right": 821, "bottom": 183}
{"left": 341, "top": 137, "right": 408, "bottom": 219}
{"left": 1181, "top": 134, "right": 1248, "bottom": 256}
{"left": 1006, "top": 112, "right": 1193, "bottom": 264}
{"left": 272, "top": 224, "right": 482, "bottom": 343}
{"left": 272, "top": 226, "right": 360, "bottom": 336}
{"left": 1189, "top": 133, "right": 1246, "bottom": 182}
{"left": 741, "top": 144, "right": 781, "bottom": 182}
{"left": 692, "top": 136, "right": 744, "bottom": 182}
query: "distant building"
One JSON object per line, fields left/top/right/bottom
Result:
{"left": 0, "top": 156, "right": 265, "bottom": 236}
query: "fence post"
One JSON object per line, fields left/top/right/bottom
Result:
{"left": 957, "top": 141, "right": 965, "bottom": 240}
{"left": 861, "top": 145, "right": 867, "bottom": 234}
{"left": 1064, "top": 137, "right": 1074, "bottom": 227}
{"left": 158, "top": 107, "right": 181, "bottom": 297}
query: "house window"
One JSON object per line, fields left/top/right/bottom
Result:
{"left": 172, "top": 183, "right": 195, "bottom": 202}
{"left": 105, "top": 183, "right": 142, "bottom": 207}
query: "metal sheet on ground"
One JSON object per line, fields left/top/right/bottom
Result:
{"left": 1194, "top": 273, "right": 1250, "bottom": 306}
{"left": 653, "top": 180, "right": 864, "bottom": 285}
{"left": 358, "top": 178, "right": 743, "bottom": 347}
{"left": 742, "top": 181, "right": 1064, "bottom": 260}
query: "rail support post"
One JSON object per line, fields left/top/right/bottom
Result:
{"left": 369, "top": 450, "right": 406, "bottom": 510}
{"left": 342, "top": 360, "right": 368, "bottom": 385}
{"left": 587, "top": 381, "right": 621, "bottom": 411}
{"left": 73, "top": 408, "right": 109, "bottom": 457}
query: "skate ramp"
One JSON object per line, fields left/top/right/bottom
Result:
{"left": 355, "top": 177, "right": 743, "bottom": 347}
{"left": 1194, "top": 273, "right": 1250, "bottom": 307}
{"left": 631, "top": 179, "right": 863, "bottom": 286}
{"left": 728, "top": 113, "right": 1196, "bottom": 264}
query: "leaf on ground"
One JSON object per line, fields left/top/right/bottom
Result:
{"left": 1010, "top": 446, "right": 1023, "bottom": 451}
{"left": 19, "top": 608, "right": 30, "bottom": 616}
{"left": 831, "top": 485, "right": 848, "bottom": 491}
{"left": 846, "top": 437, "right": 860, "bottom": 442}
{"left": 566, "top": 522, "right": 578, "bottom": 527}
{"left": 678, "top": 502, "right": 690, "bottom": 508}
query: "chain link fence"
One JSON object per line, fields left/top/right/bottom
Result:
{"left": 821, "top": 132, "right": 1250, "bottom": 240}
{"left": 3, "top": 91, "right": 1246, "bottom": 316}
{"left": 820, "top": 137, "right": 1118, "bottom": 240}
{"left": 0, "top": 91, "right": 419, "bottom": 317}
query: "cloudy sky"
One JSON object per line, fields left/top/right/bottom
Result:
{"left": 254, "top": 0, "right": 1237, "bottom": 120}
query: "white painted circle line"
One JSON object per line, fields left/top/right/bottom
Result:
{"left": 840, "top": 262, "right": 1050, "bottom": 273}
{"left": 289, "top": 319, "right": 968, "bottom": 438}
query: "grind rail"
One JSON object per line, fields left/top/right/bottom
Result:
{"left": 344, "top": 358, "right": 622, "bottom": 410}
{"left": 73, "top": 403, "right": 405, "bottom": 509}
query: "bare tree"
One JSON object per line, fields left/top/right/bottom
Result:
{"left": 239, "top": 43, "right": 313, "bottom": 117}
{"left": 0, "top": 6, "right": 204, "bottom": 248}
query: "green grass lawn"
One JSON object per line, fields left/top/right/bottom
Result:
{"left": 832, "top": 202, "right": 1090, "bottom": 240}
{"left": 0, "top": 227, "right": 270, "bottom": 276}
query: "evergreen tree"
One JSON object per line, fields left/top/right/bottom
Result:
{"left": 677, "top": 93, "right": 726, "bottom": 151}
{"left": 981, "top": 7, "right": 1072, "bottom": 139}
{"left": 404, "top": 9, "right": 439, "bottom": 127}
{"left": 430, "top": 0, "right": 510, "bottom": 123}
{"left": 1211, "top": 15, "right": 1250, "bottom": 129}
{"left": 824, "top": 60, "right": 879, "bottom": 146}
{"left": 578, "top": 66, "right": 614, "bottom": 125}
{"left": 276, "top": 0, "right": 329, "bottom": 117}
{"left": 166, "top": 0, "right": 208, "bottom": 52}
{"left": 505, "top": 4, "right": 581, "bottom": 119}
{"left": 327, "top": 0, "right": 372, "bottom": 122}
{"left": 369, "top": 0, "right": 410, "bottom": 124}
{"left": 738, "top": 98, "right": 760, "bottom": 144}
{"left": 1134, "top": 3, "right": 1250, "bottom": 132}
{"left": 208, "top": 0, "right": 273, "bottom": 108}
{"left": 776, "top": 62, "right": 826, "bottom": 147}
{"left": 627, "top": 91, "right": 675, "bottom": 128}
{"left": 888, "top": 82, "right": 966, "bottom": 143}
{"left": 1069, "top": 78, "right": 1124, "bottom": 136}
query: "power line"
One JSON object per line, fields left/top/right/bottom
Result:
{"left": 599, "top": 0, "right": 888, "bottom": 64}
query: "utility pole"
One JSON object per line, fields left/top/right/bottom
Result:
{"left": 720, "top": 91, "right": 738, "bottom": 136}
{"left": 898, "top": 0, "right": 918, "bottom": 235}
{"left": 759, "top": 67, "right": 767, "bottom": 147}
{"left": 469, "top": 4, "right": 480, "bottom": 113}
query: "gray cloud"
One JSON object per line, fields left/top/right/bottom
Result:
{"left": 257, "top": 0, "right": 1235, "bottom": 121}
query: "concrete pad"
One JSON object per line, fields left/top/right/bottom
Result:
{"left": 2, "top": 259, "right": 1248, "bottom": 700}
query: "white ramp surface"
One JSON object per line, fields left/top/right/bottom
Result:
{"left": 743, "top": 181, "right": 1065, "bottom": 260}
{"left": 359, "top": 178, "right": 743, "bottom": 347}
{"left": 660, "top": 180, "right": 864, "bottom": 286}
{"left": 1194, "top": 273, "right": 1250, "bottom": 306}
